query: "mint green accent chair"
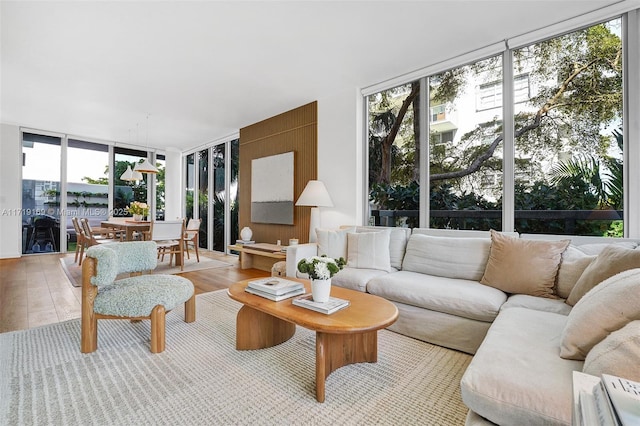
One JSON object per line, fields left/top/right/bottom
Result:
{"left": 81, "top": 241, "right": 196, "bottom": 353}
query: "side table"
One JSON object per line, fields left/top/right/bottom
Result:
{"left": 229, "top": 243, "right": 286, "bottom": 272}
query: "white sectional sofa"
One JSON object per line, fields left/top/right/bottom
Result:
{"left": 285, "top": 226, "right": 640, "bottom": 425}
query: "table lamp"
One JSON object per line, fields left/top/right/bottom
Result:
{"left": 295, "top": 180, "right": 333, "bottom": 243}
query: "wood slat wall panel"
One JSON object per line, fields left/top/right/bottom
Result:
{"left": 239, "top": 102, "right": 317, "bottom": 245}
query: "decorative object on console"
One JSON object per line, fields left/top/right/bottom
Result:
{"left": 250, "top": 151, "right": 294, "bottom": 225}
{"left": 297, "top": 255, "right": 345, "bottom": 302}
{"left": 295, "top": 180, "right": 333, "bottom": 243}
{"left": 240, "top": 226, "right": 253, "bottom": 241}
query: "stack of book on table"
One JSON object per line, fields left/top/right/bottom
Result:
{"left": 573, "top": 371, "right": 640, "bottom": 426}
{"left": 236, "top": 239, "right": 255, "bottom": 245}
{"left": 292, "top": 294, "right": 350, "bottom": 315}
{"left": 244, "top": 278, "right": 305, "bottom": 301}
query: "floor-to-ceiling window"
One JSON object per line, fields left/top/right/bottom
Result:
{"left": 366, "top": 13, "right": 629, "bottom": 237}
{"left": 367, "top": 82, "right": 420, "bottom": 227}
{"left": 185, "top": 153, "right": 195, "bottom": 221}
{"left": 155, "top": 154, "right": 166, "bottom": 220}
{"left": 198, "top": 149, "right": 209, "bottom": 249}
{"left": 183, "top": 138, "right": 239, "bottom": 253}
{"left": 113, "top": 148, "right": 148, "bottom": 217}
{"left": 428, "top": 55, "right": 503, "bottom": 230}
{"left": 21, "top": 133, "right": 62, "bottom": 254}
{"left": 513, "top": 18, "right": 623, "bottom": 236}
{"left": 66, "top": 139, "right": 109, "bottom": 251}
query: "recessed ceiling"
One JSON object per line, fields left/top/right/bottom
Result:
{"left": 1, "top": 1, "right": 618, "bottom": 152}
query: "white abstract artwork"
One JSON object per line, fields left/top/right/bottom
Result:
{"left": 251, "top": 151, "right": 294, "bottom": 224}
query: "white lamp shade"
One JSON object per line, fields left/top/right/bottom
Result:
{"left": 120, "top": 165, "right": 134, "bottom": 181}
{"left": 134, "top": 158, "right": 159, "bottom": 173}
{"left": 131, "top": 170, "right": 143, "bottom": 181}
{"left": 295, "top": 180, "right": 333, "bottom": 207}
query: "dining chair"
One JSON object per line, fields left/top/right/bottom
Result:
{"left": 72, "top": 217, "right": 87, "bottom": 265}
{"left": 149, "top": 220, "right": 185, "bottom": 271}
{"left": 183, "top": 218, "right": 202, "bottom": 263}
{"left": 81, "top": 218, "right": 119, "bottom": 247}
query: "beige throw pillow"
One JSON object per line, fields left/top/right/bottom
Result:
{"left": 560, "top": 268, "right": 640, "bottom": 360}
{"left": 347, "top": 230, "right": 391, "bottom": 272}
{"left": 480, "top": 230, "right": 569, "bottom": 298}
{"left": 583, "top": 321, "right": 640, "bottom": 382}
{"left": 566, "top": 245, "right": 640, "bottom": 306}
{"left": 556, "top": 246, "right": 596, "bottom": 300}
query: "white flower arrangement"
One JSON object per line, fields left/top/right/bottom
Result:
{"left": 297, "top": 255, "right": 346, "bottom": 280}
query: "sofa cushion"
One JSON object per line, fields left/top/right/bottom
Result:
{"left": 367, "top": 271, "right": 506, "bottom": 322}
{"left": 575, "top": 241, "right": 637, "bottom": 255}
{"left": 560, "top": 268, "right": 640, "bottom": 360}
{"left": 347, "top": 229, "right": 391, "bottom": 272}
{"left": 353, "top": 226, "right": 411, "bottom": 270}
{"left": 501, "top": 294, "right": 572, "bottom": 316}
{"left": 461, "top": 307, "right": 583, "bottom": 426}
{"left": 401, "top": 234, "right": 491, "bottom": 281}
{"left": 582, "top": 320, "right": 640, "bottom": 382}
{"left": 556, "top": 246, "right": 596, "bottom": 299}
{"left": 480, "top": 230, "right": 569, "bottom": 298}
{"left": 331, "top": 266, "right": 390, "bottom": 292}
{"left": 566, "top": 244, "right": 640, "bottom": 306}
{"left": 316, "top": 227, "right": 354, "bottom": 260}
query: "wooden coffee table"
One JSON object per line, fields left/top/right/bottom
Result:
{"left": 227, "top": 279, "right": 399, "bottom": 402}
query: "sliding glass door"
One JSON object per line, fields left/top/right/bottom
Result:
{"left": 21, "top": 133, "right": 62, "bottom": 254}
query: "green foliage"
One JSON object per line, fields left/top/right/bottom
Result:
{"left": 297, "top": 255, "right": 346, "bottom": 280}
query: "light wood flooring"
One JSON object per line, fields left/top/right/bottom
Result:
{"left": 0, "top": 250, "right": 270, "bottom": 334}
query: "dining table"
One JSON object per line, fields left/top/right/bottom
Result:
{"left": 100, "top": 217, "right": 151, "bottom": 242}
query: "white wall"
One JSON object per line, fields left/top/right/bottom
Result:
{"left": 317, "top": 88, "right": 364, "bottom": 229}
{"left": 163, "top": 148, "right": 183, "bottom": 220}
{"left": 0, "top": 124, "right": 23, "bottom": 258}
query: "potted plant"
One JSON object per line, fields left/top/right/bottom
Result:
{"left": 297, "top": 255, "right": 346, "bottom": 302}
{"left": 127, "top": 201, "right": 149, "bottom": 221}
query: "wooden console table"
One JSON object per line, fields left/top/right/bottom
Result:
{"left": 228, "top": 243, "right": 286, "bottom": 272}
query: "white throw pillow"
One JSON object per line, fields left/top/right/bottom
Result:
{"left": 556, "top": 246, "right": 596, "bottom": 300}
{"left": 347, "top": 230, "right": 391, "bottom": 272}
{"left": 583, "top": 321, "right": 640, "bottom": 382}
{"left": 316, "top": 227, "right": 354, "bottom": 260}
{"left": 560, "top": 268, "right": 640, "bottom": 360}
{"left": 401, "top": 234, "right": 491, "bottom": 281}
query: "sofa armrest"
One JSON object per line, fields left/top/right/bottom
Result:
{"left": 286, "top": 243, "right": 318, "bottom": 277}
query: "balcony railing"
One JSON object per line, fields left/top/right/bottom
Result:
{"left": 371, "top": 209, "right": 623, "bottom": 235}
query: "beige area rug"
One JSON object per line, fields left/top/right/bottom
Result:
{"left": 0, "top": 290, "right": 472, "bottom": 425}
{"left": 60, "top": 251, "right": 233, "bottom": 287}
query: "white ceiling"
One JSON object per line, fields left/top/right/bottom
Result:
{"left": 1, "top": 0, "right": 619, "bottom": 152}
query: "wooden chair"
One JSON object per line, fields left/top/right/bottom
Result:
{"left": 81, "top": 218, "right": 119, "bottom": 247}
{"left": 183, "top": 218, "right": 202, "bottom": 262}
{"left": 149, "top": 220, "right": 185, "bottom": 271}
{"left": 71, "top": 217, "right": 87, "bottom": 265}
{"left": 81, "top": 241, "right": 196, "bottom": 353}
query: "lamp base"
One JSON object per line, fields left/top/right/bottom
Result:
{"left": 309, "top": 207, "right": 320, "bottom": 243}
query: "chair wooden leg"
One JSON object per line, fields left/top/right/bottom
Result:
{"left": 150, "top": 305, "right": 166, "bottom": 353}
{"left": 185, "top": 294, "right": 196, "bottom": 323}
{"left": 194, "top": 240, "right": 200, "bottom": 263}
{"left": 81, "top": 279, "right": 98, "bottom": 353}
{"left": 184, "top": 240, "right": 190, "bottom": 259}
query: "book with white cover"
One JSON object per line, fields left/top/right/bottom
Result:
{"left": 247, "top": 278, "right": 304, "bottom": 296}
{"left": 292, "top": 295, "right": 350, "bottom": 314}
{"left": 244, "top": 286, "right": 305, "bottom": 301}
{"left": 602, "top": 374, "right": 640, "bottom": 426}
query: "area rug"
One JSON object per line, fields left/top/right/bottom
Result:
{"left": 0, "top": 290, "right": 472, "bottom": 425}
{"left": 60, "top": 252, "right": 233, "bottom": 287}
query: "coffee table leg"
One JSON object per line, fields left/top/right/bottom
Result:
{"left": 235, "top": 305, "right": 295, "bottom": 350}
{"left": 315, "top": 331, "right": 378, "bottom": 402}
